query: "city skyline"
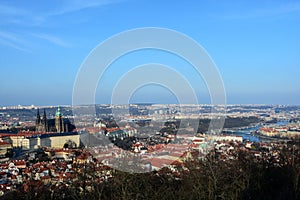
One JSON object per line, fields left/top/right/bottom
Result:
{"left": 0, "top": 0, "right": 300, "bottom": 106}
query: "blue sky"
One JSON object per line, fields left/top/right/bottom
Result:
{"left": 0, "top": 0, "right": 299, "bottom": 106}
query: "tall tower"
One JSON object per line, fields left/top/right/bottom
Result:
{"left": 41, "top": 109, "right": 48, "bottom": 132}
{"left": 55, "top": 107, "right": 64, "bottom": 133}
{"left": 36, "top": 108, "right": 41, "bottom": 131}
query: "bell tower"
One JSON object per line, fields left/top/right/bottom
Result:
{"left": 40, "top": 109, "right": 48, "bottom": 132}
{"left": 35, "top": 108, "right": 41, "bottom": 131}
{"left": 55, "top": 107, "right": 64, "bottom": 133}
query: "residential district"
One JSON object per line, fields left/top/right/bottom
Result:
{"left": 0, "top": 104, "right": 299, "bottom": 198}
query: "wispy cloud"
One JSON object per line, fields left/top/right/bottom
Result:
{"left": 0, "top": 4, "right": 28, "bottom": 15}
{"left": 0, "top": 37, "right": 30, "bottom": 53}
{"left": 0, "top": 31, "right": 31, "bottom": 52}
{"left": 49, "top": 0, "right": 120, "bottom": 16}
{"left": 0, "top": 3, "right": 35, "bottom": 26}
{"left": 31, "top": 33, "right": 69, "bottom": 47}
{"left": 0, "top": 31, "right": 28, "bottom": 45}
{"left": 0, "top": 0, "right": 122, "bottom": 51}
{"left": 0, "top": 30, "right": 68, "bottom": 52}
{"left": 211, "top": 2, "right": 300, "bottom": 20}
{"left": 0, "top": 0, "right": 122, "bottom": 26}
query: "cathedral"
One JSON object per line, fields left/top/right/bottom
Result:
{"left": 35, "top": 107, "right": 75, "bottom": 133}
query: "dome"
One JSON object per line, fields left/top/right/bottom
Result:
{"left": 55, "top": 107, "right": 62, "bottom": 117}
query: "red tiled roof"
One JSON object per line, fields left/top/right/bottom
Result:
{"left": 0, "top": 141, "right": 10, "bottom": 145}
{"left": 147, "top": 158, "right": 175, "bottom": 168}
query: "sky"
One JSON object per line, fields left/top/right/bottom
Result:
{"left": 0, "top": 0, "right": 299, "bottom": 106}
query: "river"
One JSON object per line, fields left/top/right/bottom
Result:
{"left": 230, "top": 120, "right": 289, "bottom": 142}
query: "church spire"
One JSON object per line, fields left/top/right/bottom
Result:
{"left": 43, "top": 108, "right": 47, "bottom": 119}
{"left": 42, "top": 108, "right": 47, "bottom": 132}
{"left": 36, "top": 108, "right": 41, "bottom": 131}
{"left": 36, "top": 108, "right": 41, "bottom": 123}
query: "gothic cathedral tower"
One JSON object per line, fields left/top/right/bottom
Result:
{"left": 55, "top": 107, "right": 64, "bottom": 133}
{"left": 36, "top": 108, "right": 48, "bottom": 132}
{"left": 36, "top": 108, "right": 41, "bottom": 131}
{"left": 41, "top": 109, "right": 48, "bottom": 132}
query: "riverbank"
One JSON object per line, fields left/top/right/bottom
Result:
{"left": 224, "top": 120, "right": 290, "bottom": 142}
